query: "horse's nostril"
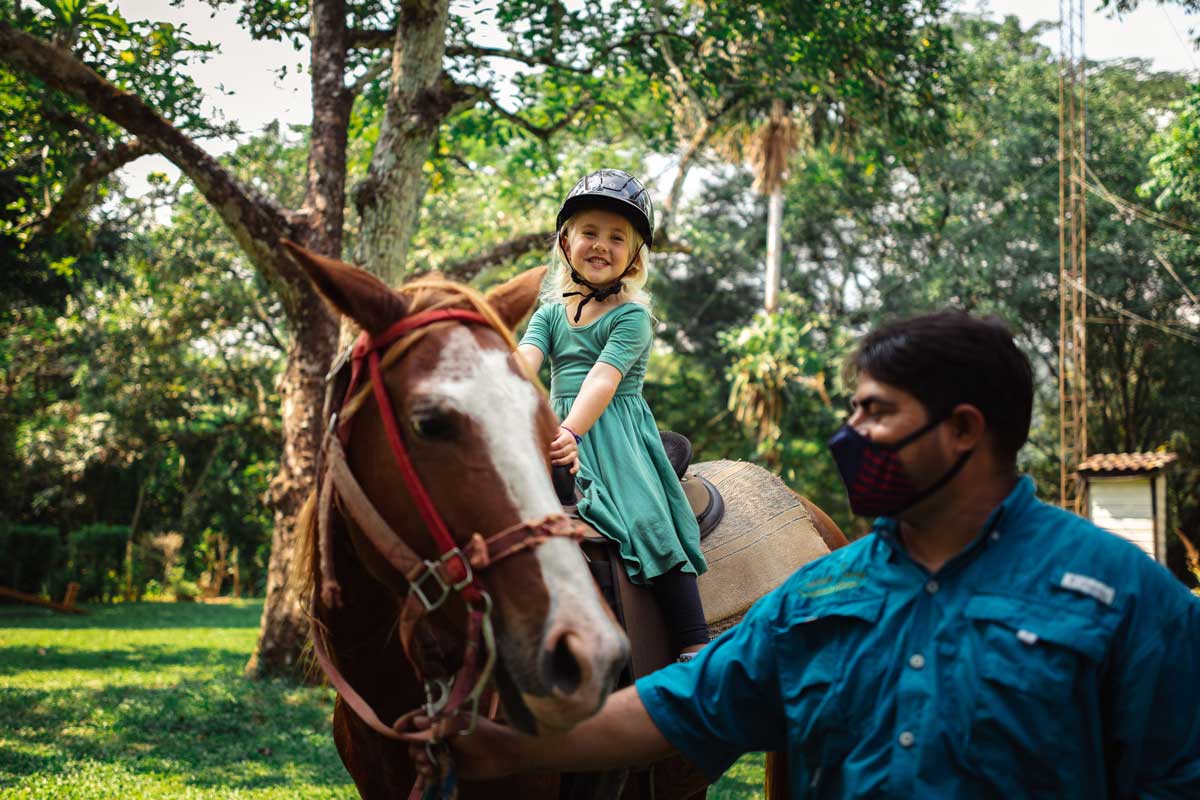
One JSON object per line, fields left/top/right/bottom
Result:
{"left": 544, "top": 633, "right": 583, "bottom": 695}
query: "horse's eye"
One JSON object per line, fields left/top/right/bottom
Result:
{"left": 410, "top": 409, "right": 457, "bottom": 440}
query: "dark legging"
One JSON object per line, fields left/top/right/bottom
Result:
{"left": 648, "top": 568, "right": 710, "bottom": 651}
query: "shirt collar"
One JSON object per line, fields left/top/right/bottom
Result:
{"left": 870, "top": 475, "right": 1036, "bottom": 567}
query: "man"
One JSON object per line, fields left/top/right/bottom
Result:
{"left": 442, "top": 311, "right": 1200, "bottom": 797}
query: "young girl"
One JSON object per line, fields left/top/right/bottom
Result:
{"left": 517, "top": 169, "right": 709, "bottom": 661}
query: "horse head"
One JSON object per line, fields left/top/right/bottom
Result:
{"left": 285, "top": 241, "right": 629, "bottom": 740}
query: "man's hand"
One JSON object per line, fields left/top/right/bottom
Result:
{"left": 410, "top": 717, "right": 529, "bottom": 782}
{"left": 411, "top": 686, "right": 677, "bottom": 780}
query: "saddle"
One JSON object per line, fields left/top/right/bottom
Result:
{"left": 554, "top": 431, "right": 726, "bottom": 679}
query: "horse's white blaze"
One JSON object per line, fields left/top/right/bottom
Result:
{"left": 422, "top": 329, "right": 624, "bottom": 659}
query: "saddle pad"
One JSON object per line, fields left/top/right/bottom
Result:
{"left": 693, "top": 460, "right": 832, "bottom": 632}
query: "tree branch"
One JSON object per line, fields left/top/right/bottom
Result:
{"left": 345, "top": 25, "right": 689, "bottom": 75}
{"left": 659, "top": 117, "right": 713, "bottom": 242}
{"left": 443, "top": 231, "right": 552, "bottom": 280}
{"left": 348, "top": 55, "right": 390, "bottom": 96}
{"left": 31, "top": 138, "right": 155, "bottom": 236}
{"left": 0, "top": 21, "right": 302, "bottom": 307}
{"left": 480, "top": 91, "right": 595, "bottom": 141}
{"left": 445, "top": 43, "right": 592, "bottom": 74}
{"left": 347, "top": 26, "right": 396, "bottom": 49}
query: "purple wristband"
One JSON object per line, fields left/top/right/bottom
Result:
{"left": 561, "top": 425, "right": 582, "bottom": 443}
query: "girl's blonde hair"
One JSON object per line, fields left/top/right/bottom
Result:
{"left": 539, "top": 212, "right": 653, "bottom": 309}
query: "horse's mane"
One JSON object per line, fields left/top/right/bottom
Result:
{"left": 291, "top": 272, "right": 526, "bottom": 668}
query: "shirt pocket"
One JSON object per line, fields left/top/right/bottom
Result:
{"left": 962, "top": 593, "right": 1115, "bottom": 795}
{"left": 774, "top": 589, "right": 885, "bottom": 769}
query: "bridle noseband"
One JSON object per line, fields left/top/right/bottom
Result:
{"left": 309, "top": 305, "right": 585, "bottom": 795}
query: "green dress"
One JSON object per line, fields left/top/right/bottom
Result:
{"left": 521, "top": 302, "right": 706, "bottom": 585}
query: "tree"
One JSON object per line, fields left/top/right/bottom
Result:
{"left": 647, "top": 13, "right": 1200, "bottom": 553}
{"left": 0, "top": 0, "right": 715, "bottom": 675}
{"left": 1, "top": 126, "right": 297, "bottom": 599}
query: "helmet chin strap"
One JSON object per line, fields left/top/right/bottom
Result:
{"left": 560, "top": 236, "right": 645, "bottom": 323}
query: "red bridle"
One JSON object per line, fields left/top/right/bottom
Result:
{"left": 309, "top": 307, "right": 585, "bottom": 796}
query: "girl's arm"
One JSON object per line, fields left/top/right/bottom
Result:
{"left": 517, "top": 343, "right": 544, "bottom": 375}
{"left": 561, "top": 362, "right": 621, "bottom": 435}
{"left": 549, "top": 363, "right": 621, "bottom": 470}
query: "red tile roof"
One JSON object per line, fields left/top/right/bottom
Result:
{"left": 1076, "top": 452, "right": 1178, "bottom": 474}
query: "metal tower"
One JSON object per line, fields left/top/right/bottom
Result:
{"left": 1058, "top": 0, "right": 1088, "bottom": 514}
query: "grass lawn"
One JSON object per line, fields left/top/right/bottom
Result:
{"left": 0, "top": 600, "right": 764, "bottom": 798}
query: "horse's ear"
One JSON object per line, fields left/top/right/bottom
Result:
{"left": 486, "top": 266, "right": 547, "bottom": 331}
{"left": 282, "top": 239, "right": 408, "bottom": 335}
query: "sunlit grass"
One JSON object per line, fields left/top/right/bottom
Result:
{"left": 0, "top": 601, "right": 354, "bottom": 799}
{"left": 1, "top": 600, "right": 765, "bottom": 798}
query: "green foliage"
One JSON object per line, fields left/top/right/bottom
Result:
{"left": 720, "top": 298, "right": 838, "bottom": 452}
{"left": 1, "top": 0, "right": 235, "bottom": 310}
{"left": 2, "top": 124, "right": 292, "bottom": 599}
{"left": 668, "top": 0, "right": 954, "bottom": 147}
{"left": 0, "top": 524, "right": 62, "bottom": 595}
{"left": 66, "top": 523, "right": 128, "bottom": 601}
{"left": 1141, "top": 84, "right": 1200, "bottom": 217}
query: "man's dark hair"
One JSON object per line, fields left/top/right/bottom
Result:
{"left": 847, "top": 311, "right": 1034, "bottom": 466}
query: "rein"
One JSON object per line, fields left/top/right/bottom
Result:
{"left": 310, "top": 305, "right": 585, "bottom": 798}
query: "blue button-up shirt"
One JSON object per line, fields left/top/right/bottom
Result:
{"left": 637, "top": 477, "right": 1200, "bottom": 798}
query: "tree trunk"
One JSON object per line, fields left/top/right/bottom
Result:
{"left": 247, "top": 0, "right": 349, "bottom": 678}
{"left": 355, "top": 0, "right": 452, "bottom": 281}
{"left": 764, "top": 189, "right": 784, "bottom": 313}
{"left": 246, "top": 303, "right": 337, "bottom": 677}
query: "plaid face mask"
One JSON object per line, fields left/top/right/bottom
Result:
{"left": 828, "top": 417, "right": 972, "bottom": 518}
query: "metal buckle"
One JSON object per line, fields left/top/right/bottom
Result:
{"left": 411, "top": 548, "right": 473, "bottom": 611}
{"left": 439, "top": 547, "right": 473, "bottom": 591}
{"left": 412, "top": 561, "right": 451, "bottom": 611}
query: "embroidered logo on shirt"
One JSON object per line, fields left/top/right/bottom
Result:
{"left": 798, "top": 572, "right": 865, "bottom": 598}
{"left": 1060, "top": 572, "right": 1115, "bottom": 606}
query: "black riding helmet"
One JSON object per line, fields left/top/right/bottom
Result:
{"left": 556, "top": 169, "right": 655, "bottom": 248}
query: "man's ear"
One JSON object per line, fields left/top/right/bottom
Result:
{"left": 486, "top": 267, "right": 547, "bottom": 331}
{"left": 281, "top": 239, "right": 408, "bottom": 335}
{"left": 948, "top": 404, "right": 987, "bottom": 452}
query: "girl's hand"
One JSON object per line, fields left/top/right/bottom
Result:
{"left": 550, "top": 427, "right": 579, "bottom": 474}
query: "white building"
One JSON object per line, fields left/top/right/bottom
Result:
{"left": 1078, "top": 452, "right": 1178, "bottom": 565}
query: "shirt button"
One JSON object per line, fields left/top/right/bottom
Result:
{"left": 898, "top": 730, "right": 916, "bottom": 748}
{"left": 908, "top": 653, "right": 926, "bottom": 670}
{"left": 925, "top": 580, "right": 939, "bottom": 594}
{"left": 990, "top": 531, "right": 1001, "bottom": 541}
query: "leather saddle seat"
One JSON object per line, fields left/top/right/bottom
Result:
{"left": 554, "top": 432, "right": 725, "bottom": 680}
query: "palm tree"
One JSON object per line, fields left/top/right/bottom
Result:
{"left": 749, "top": 100, "right": 799, "bottom": 314}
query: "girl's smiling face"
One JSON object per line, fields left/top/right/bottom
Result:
{"left": 563, "top": 208, "right": 633, "bottom": 286}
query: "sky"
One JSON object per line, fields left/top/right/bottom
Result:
{"left": 112, "top": 0, "right": 1200, "bottom": 194}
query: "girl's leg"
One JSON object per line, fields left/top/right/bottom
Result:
{"left": 648, "top": 568, "right": 709, "bottom": 656}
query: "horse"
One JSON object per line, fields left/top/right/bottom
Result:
{"left": 283, "top": 240, "right": 846, "bottom": 800}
